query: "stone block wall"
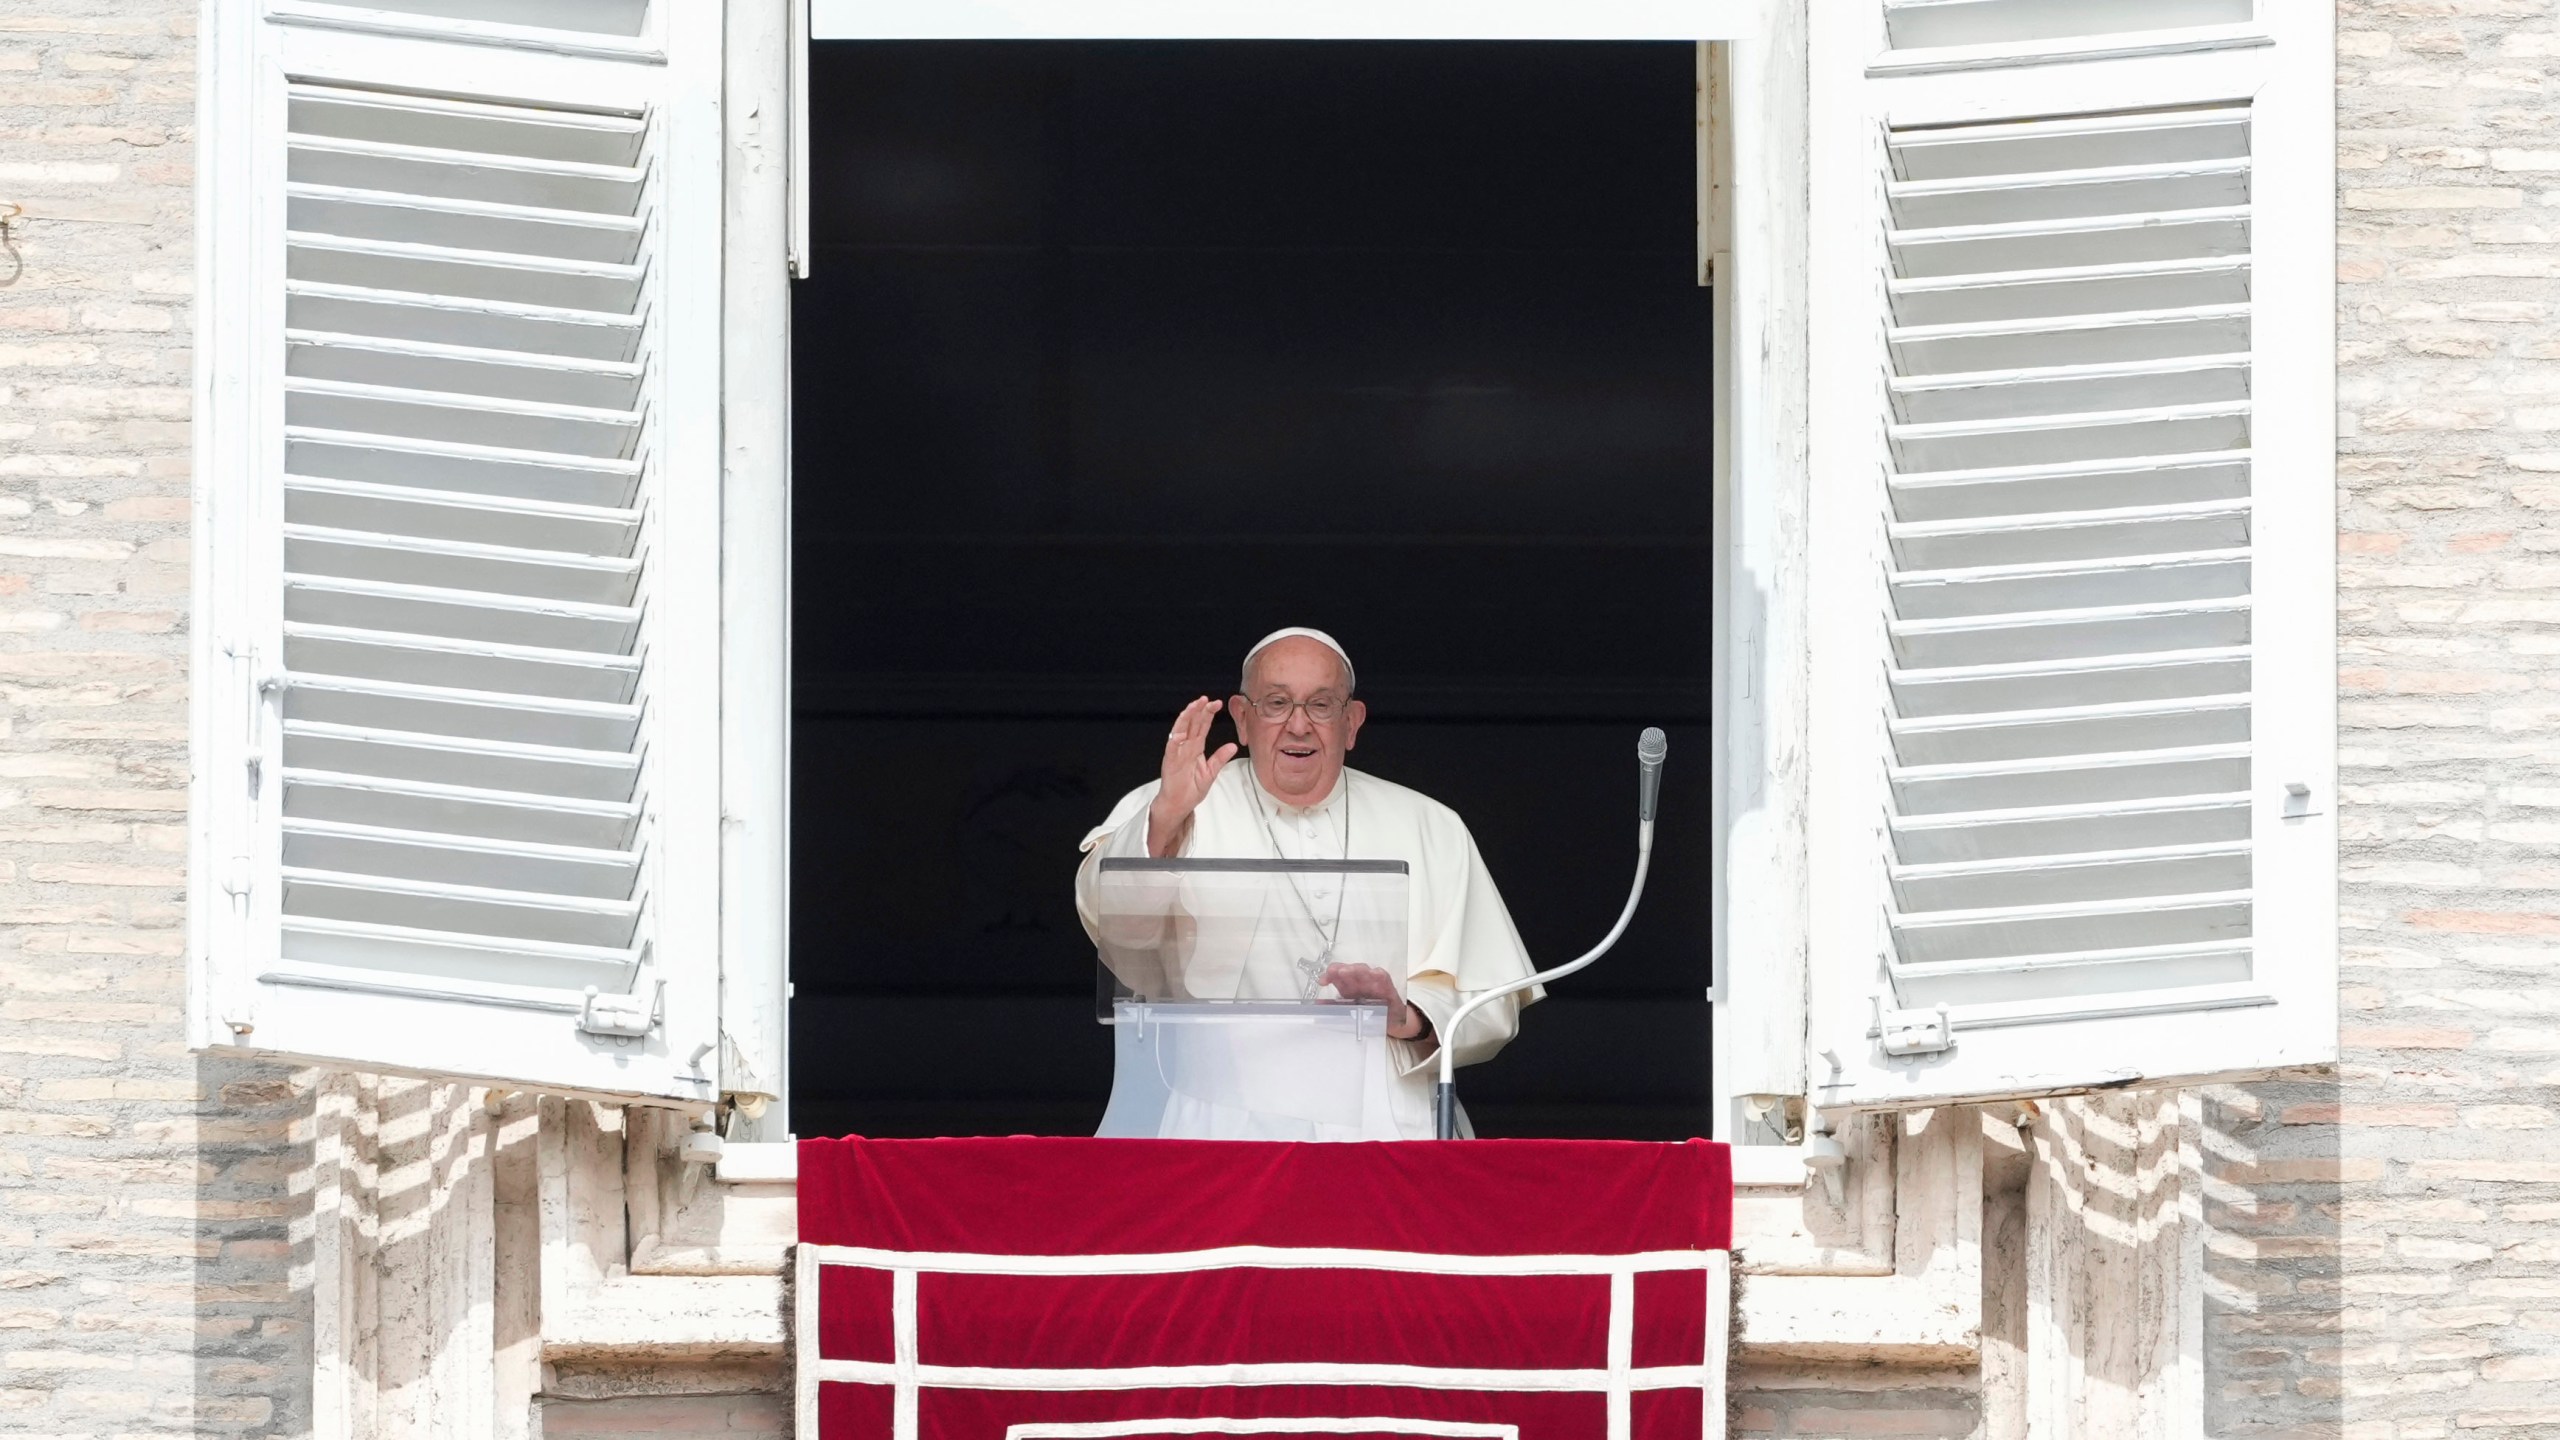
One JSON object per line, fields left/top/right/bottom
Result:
{"left": 542, "top": 1396, "right": 794, "bottom": 1439}
{"left": 0, "top": 3, "right": 309, "bottom": 1437}
{"left": 2206, "top": 1, "right": 2560, "bottom": 1435}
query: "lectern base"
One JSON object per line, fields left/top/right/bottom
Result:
{"left": 1097, "top": 1000, "right": 1463, "bottom": 1140}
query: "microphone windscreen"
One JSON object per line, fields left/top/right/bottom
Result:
{"left": 1637, "top": 727, "right": 1668, "bottom": 765}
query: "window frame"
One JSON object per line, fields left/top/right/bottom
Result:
{"left": 807, "top": 0, "right": 1767, "bottom": 41}
{"left": 625, "top": 0, "right": 2343, "bottom": 1130}
{"left": 783, "top": 3, "right": 1785, "bottom": 1142}
{"left": 721, "top": 0, "right": 796, "bottom": 1134}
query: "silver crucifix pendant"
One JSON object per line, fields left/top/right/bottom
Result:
{"left": 1295, "top": 952, "right": 1331, "bottom": 999}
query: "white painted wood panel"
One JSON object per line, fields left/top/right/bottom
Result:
{"left": 811, "top": 0, "right": 1767, "bottom": 41}
{"left": 719, "top": 0, "right": 794, "bottom": 1125}
{"left": 1708, "top": 10, "right": 1818, "bottom": 1128}
{"left": 1807, "top": 0, "right": 2335, "bottom": 1109}
{"left": 192, "top": 2, "right": 727, "bottom": 1103}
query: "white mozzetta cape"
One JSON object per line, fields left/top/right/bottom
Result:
{"left": 1077, "top": 764, "right": 1540, "bottom": 1139}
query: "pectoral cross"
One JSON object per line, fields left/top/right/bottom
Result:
{"left": 1295, "top": 953, "right": 1331, "bottom": 1000}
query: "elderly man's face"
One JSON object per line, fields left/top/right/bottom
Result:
{"left": 1229, "top": 636, "right": 1366, "bottom": 806}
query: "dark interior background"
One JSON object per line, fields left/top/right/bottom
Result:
{"left": 790, "top": 41, "right": 1712, "bottom": 1139}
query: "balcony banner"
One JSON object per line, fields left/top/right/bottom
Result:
{"left": 796, "top": 1137, "right": 1734, "bottom": 1440}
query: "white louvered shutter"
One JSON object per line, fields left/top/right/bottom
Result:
{"left": 1805, "top": 0, "right": 2336, "bottom": 1109}
{"left": 190, "top": 0, "right": 725, "bottom": 1103}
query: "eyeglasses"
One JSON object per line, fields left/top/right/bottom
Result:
{"left": 1245, "top": 693, "right": 1347, "bottom": 724}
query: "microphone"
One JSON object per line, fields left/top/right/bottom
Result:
{"left": 1436, "top": 724, "right": 1670, "bottom": 1138}
{"left": 1637, "top": 727, "right": 1668, "bottom": 823}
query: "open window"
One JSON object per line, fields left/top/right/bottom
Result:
{"left": 186, "top": 0, "right": 2339, "bottom": 1132}
{"left": 1803, "top": 0, "right": 2338, "bottom": 1109}
{"left": 787, "top": 39, "right": 1717, "bottom": 1140}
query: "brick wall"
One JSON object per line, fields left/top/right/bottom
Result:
{"left": 543, "top": 1395, "right": 794, "bottom": 1439}
{"left": 1732, "top": 1379, "right": 1977, "bottom": 1438}
{"left": 0, "top": 4, "right": 308, "bottom": 1435}
{"left": 2206, "top": 1, "right": 2560, "bottom": 1435}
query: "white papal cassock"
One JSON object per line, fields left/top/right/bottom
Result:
{"left": 1076, "top": 763, "right": 1540, "bottom": 1140}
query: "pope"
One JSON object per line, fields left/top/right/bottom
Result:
{"left": 1075, "top": 627, "right": 1540, "bottom": 1139}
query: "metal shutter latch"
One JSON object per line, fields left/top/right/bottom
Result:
{"left": 580, "top": 982, "right": 663, "bottom": 1040}
{"left": 1873, "top": 996, "right": 1955, "bottom": 1058}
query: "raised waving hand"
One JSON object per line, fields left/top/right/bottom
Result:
{"left": 1146, "top": 696, "right": 1237, "bottom": 858}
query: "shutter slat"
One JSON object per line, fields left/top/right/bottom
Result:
{"left": 272, "top": 931, "right": 640, "bottom": 997}
{"left": 1889, "top": 694, "right": 2248, "bottom": 766}
{"left": 1882, "top": 0, "right": 2251, "bottom": 54}
{"left": 1888, "top": 646, "right": 2249, "bottom": 715}
{"left": 1890, "top": 500, "right": 2249, "bottom": 569}
{"left": 275, "top": 0, "right": 654, "bottom": 45}
{"left": 288, "top": 136, "right": 645, "bottom": 213}
{"left": 1890, "top": 106, "right": 2251, "bottom": 181}
{"left": 285, "top": 525, "right": 642, "bottom": 605}
{"left": 284, "top": 673, "right": 641, "bottom": 750}
{"left": 286, "top": 429, "right": 640, "bottom": 507}
{"left": 1891, "top": 840, "right": 2249, "bottom": 911}
{"left": 286, "top": 817, "right": 639, "bottom": 899}
{"left": 285, "top": 476, "right": 640, "bottom": 555}
{"left": 1868, "top": 20, "right": 2270, "bottom": 80}
{"left": 287, "top": 330, "right": 645, "bottom": 411}
{"left": 1890, "top": 257, "right": 2249, "bottom": 327}
{"left": 283, "top": 768, "right": 641, "bottom": 850}
{"left": 285, "top": 575, "right": 641, "bottom": 653}
{"left": 288, "top": 234, "right": 645, "bottom": 313}
{"left": 1889, "top": 354, "right": 2248, "bottom": 424}
{"left": 287, "top": 184, "right": 645, "bottom": 263}
{"left": 1889, "top": 548, "right": 2248, "bottom": 620}
{"left": 1891, "top": 305, "right": 2249, "bottom": 373}
{"left": 289, "top": 86, "right": 648, "bottom": 164}
{"left": 1888, "top": 400, "right": 2251, "bottom": 473}
{"left": 1886, "top": 944, "right": 2255, "bottom": 1010}
{"left": 1895, "top": 214, "right": 2250, "bottom": 280}
{"left": 288, "top": 283, "right": 643, "bottom": 361}
{"left": 1891, "top": 596, "right": 2249, "bottom": 668}
{"left": 1890, "top": 890, "right": 2251, "bottom": 965}
{"left": 1890, "top": 793, "right": 2253, "bottom": 864}
{"left": 280, "top": 720, "right": 640, "bottom": 801}
{"left": 285, "top": 379, "right": 641, "bottom": 457}
{"left": 1888, "top": 451, "right": 2249, "bottom": 522}
{"left": 282, "top": 868, "right": 641, "bottom": 949}
{"left": 1889, "top": 743, "right": 2250, "bottom": 817}
{"left": 1888, "top": 160, "right": 2249, "bottom": 230}
{"left": 284, "top": 623, "right": 641, "bottom": 702}
{"left": 1880, "top": 982, "right": 2276, "bottom": 1035}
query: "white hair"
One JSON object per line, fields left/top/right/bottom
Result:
{"left": 1240, "top": 627, "right": 1356, "bottom": 696}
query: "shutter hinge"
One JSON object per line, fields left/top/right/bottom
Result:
{"left": 579, "top": 981, "right": 663, "bottom": 1041}
{"left": 225, "top": 641, "right": 284, "bottom": 796}
{"left": 248, "top": 668, "right": 284, "bottom": 793}
{"left": 1872, "top": 996, "right": 1955, "bottom": 1058}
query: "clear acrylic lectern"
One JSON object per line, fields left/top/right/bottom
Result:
{"left": 1090, "top": 857, "right": 1410, "bottom": 1140}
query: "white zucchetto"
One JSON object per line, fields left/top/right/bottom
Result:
{"left": 1240, "top": 626, "right": 1357, "bottom": 695}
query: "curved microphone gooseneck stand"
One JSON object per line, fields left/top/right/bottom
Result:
{"left": 1433, "top": 729, "right": 1665, "bottom": 1140}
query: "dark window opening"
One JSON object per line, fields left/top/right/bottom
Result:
{"left": 791, "top": 41, "right": 1713, "bottom": 1140}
